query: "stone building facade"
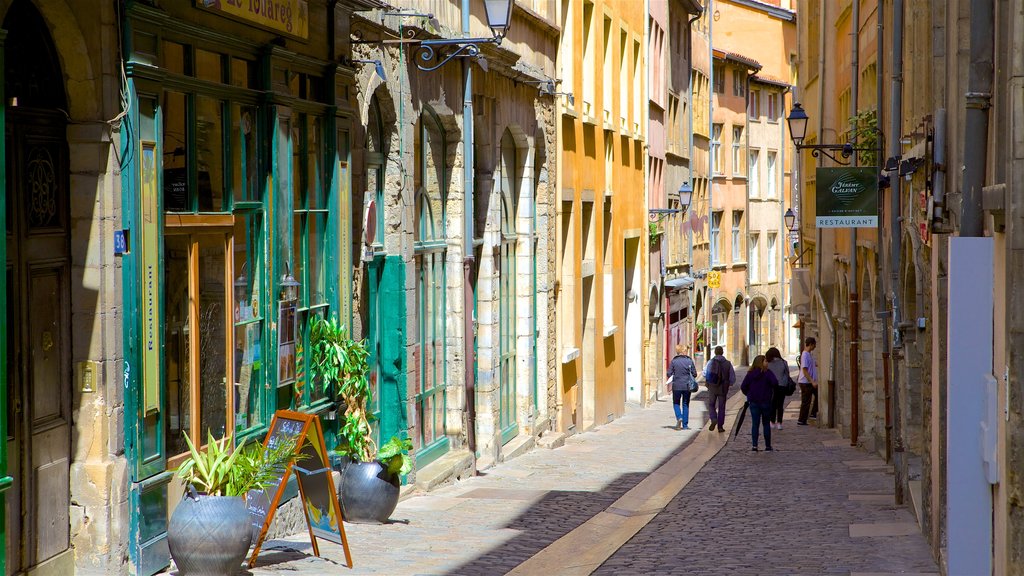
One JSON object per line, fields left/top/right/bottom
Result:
{"left": 555, "top": 0, "right": 647, "bottom": 431}
{"left": 348, "top": 0, "right": 559, "bottom": 484}
{"left": 796, "top": 0, "right": 1024, "bottom": 572}
{"left": 646, "top": 0, "right": 702, "bottom": 395}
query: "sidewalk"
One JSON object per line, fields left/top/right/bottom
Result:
{"left": 218, "top": 376, "right": 937, "bottom": 576}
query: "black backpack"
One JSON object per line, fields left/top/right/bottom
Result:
{"left": 706, "top": 358, "right": 722, "bottom": 385}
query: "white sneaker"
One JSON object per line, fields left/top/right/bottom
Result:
{"left": 777, "top": 423, "right": 783, "bottom": 430}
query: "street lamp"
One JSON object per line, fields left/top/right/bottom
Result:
{"left": 648, "top": 182, "right": 693, "bottom": 223}
{"left": 786, "top": 102, "right": 874, "bottom": 165}
{"left": 355, "top": 0, "right": 515, "bottom": 72}
{"left": 784, "top": 208, "right": 796, "bottom": 231}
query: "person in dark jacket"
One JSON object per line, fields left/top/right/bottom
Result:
{"left": 764, "top": 347, "right": 792, "bottom": 429}
{"left": 740, "top": 355, "right": 779, "bottom": 451}
{"left": 667, "top": 344, "right": 698, "bottom": 430}
{"left": 703, "top": 346, "right": 736, "bottom": 432}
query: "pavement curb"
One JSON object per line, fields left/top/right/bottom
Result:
{"left": 506, "top": 391, "right": 747, "bottom": 576}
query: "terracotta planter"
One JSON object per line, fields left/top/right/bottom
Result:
{"left": 338, "top": 459, "right": 400, "bottom": 524}
{"left": 168, "top": 494, "right": 252, "bottom": 576}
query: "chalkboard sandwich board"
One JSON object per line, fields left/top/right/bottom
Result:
{"left": 246, "top": 410, "right": 353, "bottom": 568}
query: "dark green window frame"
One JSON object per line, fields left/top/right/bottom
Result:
{"left": 414, "top": 108, "right": 449, "bottom": 467}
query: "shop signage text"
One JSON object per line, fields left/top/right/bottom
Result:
{"left": 815, "top": 166, "right": 879, "bottom": 228}
{"left": 198, "top": 0, "right": 309, "bottom": 40}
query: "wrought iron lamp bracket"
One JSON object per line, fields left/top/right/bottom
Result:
{"left": 797, "top": 143, "right": 876, "bottom": 166}
{"left": 413, "top": 38, "right": 498, "bottom": 71}
{"left": 648, "top": 208, "right": 681, "bottom": 223}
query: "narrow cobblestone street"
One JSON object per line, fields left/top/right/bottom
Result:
{"left": 224, "top": 366, "right": 939, "bottom": 576}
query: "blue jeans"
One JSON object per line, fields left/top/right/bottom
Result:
{"left": 672, "top": 389, "right": 692, "bottom": 427}
{"left": 749, "top": 402, "right": 773, "bottom": 448}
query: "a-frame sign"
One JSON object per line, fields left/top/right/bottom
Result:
{"left": 246, "top": 410, "right": 353, "bottom": 568}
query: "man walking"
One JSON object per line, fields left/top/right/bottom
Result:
{"left": 796, "top": 337, "right": 818, "bottom": 425}
{"left": 667, "top": 344, "right": 698, "bottom": 430}
{"left": 703, "top": 346, "right": 735, "bottom": 432}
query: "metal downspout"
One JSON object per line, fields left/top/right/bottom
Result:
{"left": 960, "top": 0, "right": 993, "bottom": 237}
{"left": 814, "top": 0, "right": 837, "bottom": 419}
{"left": 706, "top": 0, "right": 714, "bottom": 360}
{"left": 687, "top": 7, "right": 701, "bottom": 357}
{"left": 890, "top": 0, "right": 906, "bottom": 505}
{"left": 462, "top": 0, "right": 477, "bottom": 455}
{"left": 877, "top": 0, "right": 892, "bottom": 464}
{"left": 849, "top": 0, "right": 860, "bottom": 447}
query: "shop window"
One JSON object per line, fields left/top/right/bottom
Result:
{"left": 282, "top": 112, "right": 329, "bottom": 408}
{"left": 414, "top": 109, "right": 449, "bottom": 466}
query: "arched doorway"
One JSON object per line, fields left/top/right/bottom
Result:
{"left": 3, "top": 0, "right": 72, "bottom": 572}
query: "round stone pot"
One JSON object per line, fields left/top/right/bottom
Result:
{"left": 338, "top": 459, "right": 400, "bottom": 523}
{"left": 168, "top": 494, "right": 253, "bottom": 576}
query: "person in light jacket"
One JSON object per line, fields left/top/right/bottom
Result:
{"left": 740, "top": 355, "right": 779, "bottom": 451}
{"left": 667, "top": 344, "right": 698, "bottom": 430}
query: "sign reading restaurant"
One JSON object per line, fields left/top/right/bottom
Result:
{"left": 198, "top": 0, "right": 309, "bottom": 40}
{"left": 815, "top": 166, "right": 879, "bottom": 228}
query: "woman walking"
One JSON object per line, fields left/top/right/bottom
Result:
{"left": 764, "top": 347, "right": 792, "bottom": 429}
{"left": 740, "top": 355, "right": 779, "bottom": 451}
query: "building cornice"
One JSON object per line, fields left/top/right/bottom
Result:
{"left": 726, "top": 0, "right": 796, "bottom": 22}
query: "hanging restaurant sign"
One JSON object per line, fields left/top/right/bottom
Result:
{"left": 197, "top": 0, "right": 309, "bottom": 41}
{"left": 815, "top": 166, "right": 879, "bottom": 228}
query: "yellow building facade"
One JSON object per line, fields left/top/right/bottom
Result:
{"left": 556, "top": 0, "right": 646, "bottom": 432}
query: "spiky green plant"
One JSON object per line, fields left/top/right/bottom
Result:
{"left": 176, "top": 431, "right": 299, "bottom": 497}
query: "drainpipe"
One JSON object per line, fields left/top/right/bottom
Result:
{"left": 706, "top": 0, "right": 714, "bottom": 361}
{"left": 462, "top": 0, "right": 477, "bottom": 455}
{"left": 960, "top": 0, "right": 992, "bottom": 237}
{"left": 890, "top": 0, "right": 905, "bottom": 505}
{"left": 814, "top": 0, "right": 837, "bottom": 421}
{"left": 687, "top": 7, "right": 701, "bottom": 352}
{"left": 849, "top": 0, "right": 860, "bottom": 447}
{"left": 877, "top": 0, "right": 891, "bottom": 464}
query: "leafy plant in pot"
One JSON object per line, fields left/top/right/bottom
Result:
{"left": 168, "top": 432, "right": 297, "bottom": 576}
{"left": 311, "top": 315, "right": 412, "bottom": 523}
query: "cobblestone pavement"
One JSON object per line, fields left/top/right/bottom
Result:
{"left": 168, "top": 366, "right": 939, "bottom": 576}
{"left": 594, "top": 402, "right": 940, "bottom": 576}
{"left": 238, "top": 384, "right": 717, "bottom": 576}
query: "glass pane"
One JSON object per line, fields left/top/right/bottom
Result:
{"left": 292, "top": 118, "right": 304, "bottom": 207}
{"left": 231, "top": 57, "right": 256, "bottom": 89}
{"left": 307, "top": 116, "right": 323, "bottom": 209}
{"left": 6, "top": 268, "right": 14, "bottom": 440}
{"left": 163, "top": 91, "right": 189, "bottom": 212}
{"left": 293, "top": 213, "right": 305, "bottom": 304}
{"left": 231, "top": 104, "right": 259, "bottom": 203}
{"left": 163, "top": 235, "right": 190, "bottom": 456}
{"left": 196, "top": 96, "right": 225, "bottom": 211}
{"left": 197, "top": 234, "right": 228, "bottom": 441}
{"left": 309, "top": 213, "right": 325, "bottom": 306}
{"left": 308, "top": 310, "right": 325, "bottom": 404}
{"left": 162, "top": 41, "right": 187, "bottom": 75}
{"left": 195, "top": 49, "right": 223, "bottom": 83}
{"left": 277, "top": 116, "right": 293, "bottom": 281}
{"left": 233, "top": 213, "right": 264, "bottom": 431}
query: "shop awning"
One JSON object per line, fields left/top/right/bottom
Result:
{"left": 665, "top": 276, "right": 695, "bottom": 290}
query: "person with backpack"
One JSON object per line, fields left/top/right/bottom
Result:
{"left": 667, "top": 344, "right": 698, "bottom": 430}
{"left": 703, "top": 346, "right": 736, "bottom": 432}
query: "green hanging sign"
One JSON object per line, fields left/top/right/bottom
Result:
{"left": 815, "top": 166, "right": 879, "bottom": 228}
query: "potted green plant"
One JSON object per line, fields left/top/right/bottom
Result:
{"left": 310, "top": 315, "right": 412, "bottom": 523}
{"left": 167, "top": 432, "right": 296, "bottom": 576}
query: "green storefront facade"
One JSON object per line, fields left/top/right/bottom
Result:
{"left": 117, "top": 2, "right": 388, "bottom": 574}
